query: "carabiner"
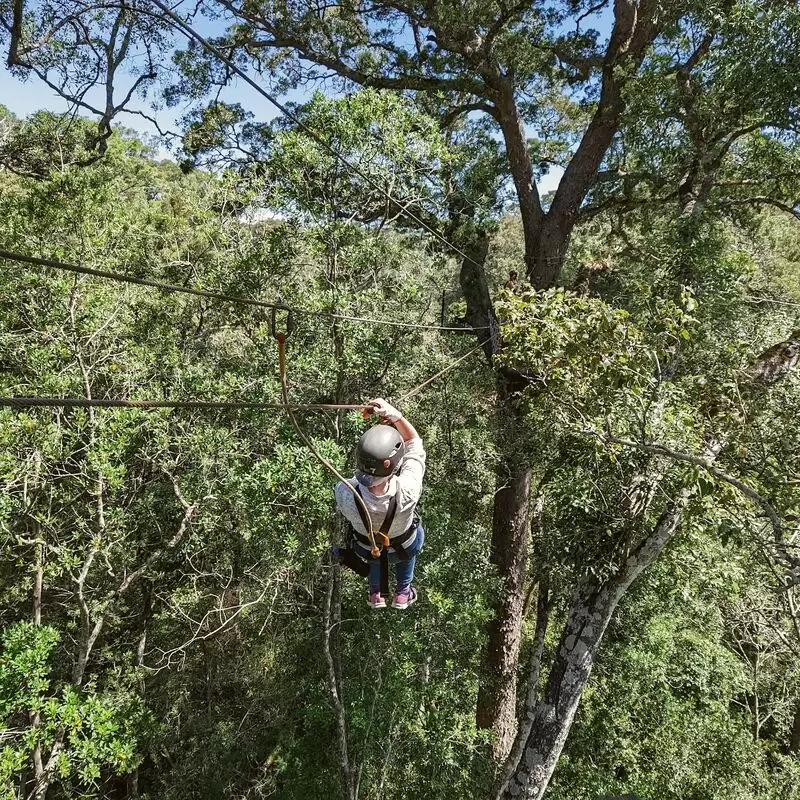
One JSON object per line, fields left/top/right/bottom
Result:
{"left": 271, "top": 305, "right": 295, "bottom": 342}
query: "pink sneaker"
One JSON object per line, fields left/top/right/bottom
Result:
{"left": 369, "top": 591, "right": 387, "bottom": 609}
{"left": 392, "top": 586, "right": 417, "bottom": 610}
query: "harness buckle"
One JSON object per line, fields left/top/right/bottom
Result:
{"left": 369, "top": 531, "right": 390, "bottom": 557}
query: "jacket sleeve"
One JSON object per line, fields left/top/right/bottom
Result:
{"left": 396, "top": 437, "right": 426, "bottom": 509}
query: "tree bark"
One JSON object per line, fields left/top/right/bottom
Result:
{"left": 495, "top": 559, "right": 549, "bottom": 794}
{"left": 455, "top": 225, "right": 533, "bottom": 758}
{"left": 491, "top": 78, "right": 544, "bottom": 282}
{"left": 496, "top": 0, "right": 661, "bottom": 289}
{"left": 458, "top": 230, "right": 499, "bottom": 359}
{"left": 790, "top": 701, "right": 800, "bottom": 754}
{"left": 477, "top": 466, "right": 532, "bottom": 761}
{"left": 455, "top": 224, "right": 536, "bottom": 762}
{"left": 323, "top": 557, "right": 356, "bottom": 800}
{"left": 499, "top": 489, "right": 694, "bottom": 799}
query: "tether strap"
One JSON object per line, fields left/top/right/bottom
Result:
{"left": 380, "top": 548, "right": 389, "bottom": 598}
{"left": 355, "top": 486, "right": 398, "bottom": 596}
{"left": 354, "top": 486, "right": 398, "bottom": 543}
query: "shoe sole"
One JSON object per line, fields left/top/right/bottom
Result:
{"left": 392, "top": 588, "right": 417, "bottom": 610}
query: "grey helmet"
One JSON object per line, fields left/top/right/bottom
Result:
{"left": 356, "top": 424, "right": 404, "bottom": 477}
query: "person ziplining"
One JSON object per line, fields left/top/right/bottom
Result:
{"left": 333, "top": 398, "right": 426, "bottom": 610}
{"left": 0, "top": 258, "right": 483, "bottom": 618}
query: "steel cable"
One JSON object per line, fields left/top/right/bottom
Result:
{"left": 0, "top": 248, "right": 484, "bottom": 333}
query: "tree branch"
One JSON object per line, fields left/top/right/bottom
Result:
{"left": 545, "top": 0, "right": 662, "bottom": 252}
{"left": 718, "top": 196, "right": 800, "bottom": 221}
{"left": 7, "top": 0, "right": 25, "bottom": 67}
{"left": 441, "top": 101, "right": 498, "bottom": 127}
{"left": 584, "top": 429, "right": 784, "bottom": 542}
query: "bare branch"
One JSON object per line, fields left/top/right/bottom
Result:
{"left": 441, "top": 101, "right": 498, "bottom": 127}
{"left": 322, "top": 557, "right": 356, "bottom": 799}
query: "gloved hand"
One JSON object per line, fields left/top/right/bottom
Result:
{"left": 365, "top": 397, "right": 402, "bottom": 423}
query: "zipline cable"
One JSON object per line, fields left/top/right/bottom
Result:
{"left": 0, "top": 249, "right": 483, "bottom": 333}
{"left": 0, "top": 397, "right": 366, "bottom": 411}
{"left": 142, "top": 0, "right": 487, "bottom": 274}
{"left": 397, "top": 341, "right": 486, "bottom": 402}
{"left": 0, "top": 338, "right": 485, "bottom": 414}
{"left": 1, "top": 318, "right": 485, "bottom": 547}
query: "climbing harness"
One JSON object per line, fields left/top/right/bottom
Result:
{"left": 350, "top": 486, "right": 420, "bottom": 598}
{"left": 2, "top": 285, "right": 481, "bottom": 589}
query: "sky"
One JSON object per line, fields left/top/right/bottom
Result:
{"left": 1, "top": 65, "right": 295, "bottom": 155}
{"left": 1, "top": 66, "right": 567, "bottom": 194}
{"left": 0, "top": 3, "right": 613, "bottom": 196}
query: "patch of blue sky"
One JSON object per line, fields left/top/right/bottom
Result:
{"left": 0, "top": 5, "right": 314, "bottom": 157}
{"left": 0, "top": 1, "right": 615, "bottom": 196}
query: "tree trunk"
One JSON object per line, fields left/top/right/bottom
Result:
{"left": 476, "top": 466, "right": 532, "bottom": 761}
{"left": 492, "top": 78, "right": 544, "bottom": 282}
{"left": 493, "top": 65, "right": 626, "bottom": 290}
{"left": 458, "top": 231, "right": 499, "bottom": 359}
{"left": 790, "top": 701, "right": 800, "bottom": 754}
{"left": 499, "top": 492, "right": 692, "bottom": 799}
{"left": 455, "top": 226, "right": 532, "bottom": 759}
{"left": 495, "top": 550, "right": 549, "bottom": 794}
{"left": 498, "top": 580, "right": 619, "bottom": 799}
{"left": 493, "top": 0, "right": 661, "bottom": 290}
{"left": 323, "top": 555, "right": 356, "bottom": 800}
{"left": 532, "top": 67, "right": 626, "bottom": 288}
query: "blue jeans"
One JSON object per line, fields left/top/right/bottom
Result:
{"left": 369, "top": 524, "right": 425, "bottom": 593}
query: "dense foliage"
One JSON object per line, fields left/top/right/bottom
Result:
{"left": 1, "top": 1, "right": 800, "bottom": 798}
{"left": 0, "top": 101, "right": 798, "bottom": 799}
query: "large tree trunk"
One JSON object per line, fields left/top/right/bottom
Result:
{"left": 495, "top": 504, "right": 549, "bottom": 793}
{"left": 790, "top": 701, "right": 800, "bottom": 754}
{"left": 492, "top": 0, "right": 661, "bottom": 290}
{"left": 497, "top": 579, "right": 622, "bottom": 800}
{"left": 492, "top": 62, "right": 627, "bottom": 290}
{"left": 458, "top": 226, "right": 539, "bottom": 762}
{"left": 491, "top": 78, "right": 544, "bottom": 283}
{"left": 458, "top": 231, "right": 499, "bottom": 359}
{"left": 476, "top": 466, "right": 532, "bottom": 760}
{"left": 457, "top": 227, "right": 532, "bottom": 759}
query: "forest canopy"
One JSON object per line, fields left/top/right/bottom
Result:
{"left": 1, "top": 2, "right": 800, "bottom": 799}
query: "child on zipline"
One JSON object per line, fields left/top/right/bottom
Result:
{"left": 334, "top": 398, "right": 426, "bottom": 609}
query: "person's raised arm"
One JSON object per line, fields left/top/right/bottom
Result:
{"left": 365, "top": 398, "right": 420, "bottom": 442}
